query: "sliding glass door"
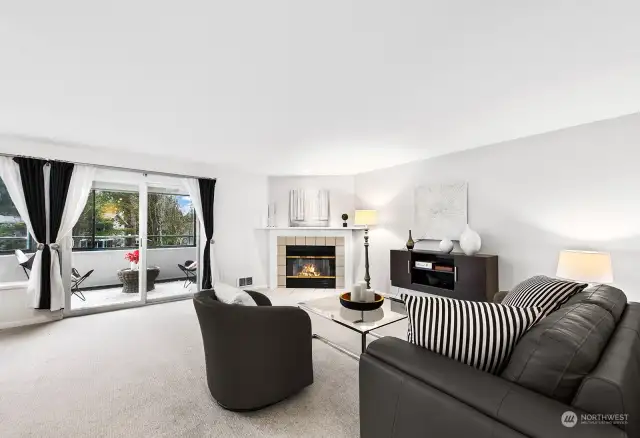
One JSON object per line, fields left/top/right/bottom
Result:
{"left": 69, "top": 184, "right": 144, "bottom": 311}
{"left": 145, "top": 186, "right": 198, "bottom": 302}
{"left": 66, "top": 171, "right": 199, "bottom": 315}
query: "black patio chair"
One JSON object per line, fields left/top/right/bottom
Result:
{"left": 15, "top": 250, "right": 35, "bottom": 279}
{"left": 178, "top": 260, "right": 197, "bottom": 288}
{"left": 71, "top": 268, "right": 94, "bottom": 301}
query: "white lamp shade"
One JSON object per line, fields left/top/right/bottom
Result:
{"left": 354, "top": 210, "right": 378, "bottom": 226}
{"left": 556, "top": 250, "right": 613, "bottom": 284}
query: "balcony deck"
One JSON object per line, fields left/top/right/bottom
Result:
{"left": 72, "top": 280, "right": 196, "bottom": 310}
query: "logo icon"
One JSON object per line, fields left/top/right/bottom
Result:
{"left": 562, "top": 411, "right": 578, "bottom": 428}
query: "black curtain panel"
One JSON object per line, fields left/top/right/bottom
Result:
{"left": 50, "top": 161, "right": 74, "bottom": 272}
{"left": 14, "top": 157, "right": 50, "bottom": 309}
{"left": 49, "top": 161, "right": 74, "bottom": 239}
{"left": 198, "top": 178, "right": 216, "bottom": 290}
{"left": 13, "top": 158, "right": 74, "bottom": 310}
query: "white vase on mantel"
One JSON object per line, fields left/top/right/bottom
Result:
{"left": 459, "top": 225, "right": 481, "bottom": 256}
{"left": 131, "top": 262, "right": 138, "bottom": 271}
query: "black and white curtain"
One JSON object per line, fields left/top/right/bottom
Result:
{"left": 0, "top": 156, "right": 95, "bottom": 311}
{"left": 183, "top": 177, "right": 216, "bottom": 290}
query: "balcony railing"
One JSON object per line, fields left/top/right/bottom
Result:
{"left": 73, "top": 234, "right": 195, "bottom": 249}
{"left": 0, "top": 235, "right": 195, "bottom": 253}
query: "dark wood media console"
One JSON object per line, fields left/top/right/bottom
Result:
{"left": 390, "top": 249, "right": 498, "bottom": 302}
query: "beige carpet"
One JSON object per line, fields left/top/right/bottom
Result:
{"left": 0, "top": 289, "right": 406, "bottom": 438}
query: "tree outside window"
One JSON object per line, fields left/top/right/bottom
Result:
{"left": 72, "top": 190, "right": 195, "bottom": 250}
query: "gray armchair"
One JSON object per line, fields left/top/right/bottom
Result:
{"left": 193, "top": 289, "right": 313, "bottom": 411}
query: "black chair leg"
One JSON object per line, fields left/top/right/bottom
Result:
{"left": 72, "top": 287, "right": 86, "bottom": 301}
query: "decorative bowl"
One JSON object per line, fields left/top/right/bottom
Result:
{"left": 339, "top": 292, "right": 384, "bottom": 311}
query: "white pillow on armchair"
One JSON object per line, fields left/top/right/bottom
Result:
{"left": 214, "top": 283, "right": 257, "bottom": 306}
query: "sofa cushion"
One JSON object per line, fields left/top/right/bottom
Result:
{"left": 562, "top": 284, "right": 627, "bottom": 323}
{"left": 402, "top": 294, "right": 542, "bottom": 374}
{"left": 501, "top": 302, "right": 616, "bottom": 403}
{"left": 502, "top": 275, "right": 587, "bottom": 317}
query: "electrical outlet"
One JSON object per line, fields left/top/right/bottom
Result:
{"left": 245, "top": 277, "right": 253, "bottom": 286}
{"left": 237, "top": 277, "right": 247, "bottom": 287}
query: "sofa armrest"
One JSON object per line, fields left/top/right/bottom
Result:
{"left": 245, "top": 289, "right": 272, "bottom": 306}
{"left": 494, "top": 290, "right": 508, "bottom": 303}
{"left": 364, "top": 337, "right": 625, "bottom": 438}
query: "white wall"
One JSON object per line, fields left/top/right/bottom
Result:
{"left": 354, "top": 113, "right": 640, "bottom": 302}
{"left": 268, "top": 175, "right": 356, "bottom": 227}
{"left": 0, "top": 135, "right": 268, "bottom": 329}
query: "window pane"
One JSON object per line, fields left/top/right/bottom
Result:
{"left": 72, "top": 189, "right": 140, "bottom": 249}
{"left": 72, "top": 192, "right": 93, "bottom": 249}
{"left": 0, "top": 178, "right": 29, "bottom": 252}
{"left": 147, "top": 193, "right": 195, "bottom": 247}
{"left": 95, "top": 190, "right": 139, "bottom": 249}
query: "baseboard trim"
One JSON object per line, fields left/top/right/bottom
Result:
{"left": 0, "top": 313, "right": 63, "bottom": 331}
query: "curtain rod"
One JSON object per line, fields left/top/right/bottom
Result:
{"left": 0, "top": 151, "right": 216, "bottom": 181}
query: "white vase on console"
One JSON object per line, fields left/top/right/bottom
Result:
{"left": 439, "top": 238, "right": 454, "bottom": 254}
{"left": 459, "top": 224, "right": 481, "bottom": 256}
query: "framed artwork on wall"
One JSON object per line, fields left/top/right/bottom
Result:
{"left": 289, "top": 189, "right": 330, "bottom": 227}
{"left": 414, "top": 182, "right": 468, "bottom": 240}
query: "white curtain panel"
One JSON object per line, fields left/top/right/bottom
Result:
{"left": 49, "top": 165, "right": 95, "bottom": 311}
{"left": 183, "top": 178, "right": 217, "bottom": 287}
{"left": 0, "top": 158, "right": 95, "bottom": 311}
{"left": 0, "top": 157, "right": 43, "bottom": 306}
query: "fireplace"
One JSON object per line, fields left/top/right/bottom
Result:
{"left": 286, "top": 245, "right": 336, "bottom": 288}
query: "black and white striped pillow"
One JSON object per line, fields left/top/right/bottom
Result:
{"left": 402, "top": 294, "right": 542, "bottom": 374}
{"left": 502, "top": 275, "right": 587, "bottom": 317}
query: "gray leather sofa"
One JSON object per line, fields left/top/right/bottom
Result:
{"left": 360, "top": 285, "right": 639, "bottom": 438}
{"left": 193, "top": 289, "right": 313, "bottom": 411}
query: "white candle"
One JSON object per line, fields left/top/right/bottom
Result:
{"left": 365, "top": 289, "right": 375, "bottom": 303}
{"left": 351, "top": 284, "right": 362, "bottom": 302}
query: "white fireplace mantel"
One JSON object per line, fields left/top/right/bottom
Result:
{"left": 259, "top": 227, "right": 361, "bottom": 290}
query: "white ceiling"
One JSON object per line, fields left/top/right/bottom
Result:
{"left": 0, "top": 1, "right": 639, "bottom": 175}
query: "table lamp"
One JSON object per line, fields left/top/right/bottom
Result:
{"left": 556, "top": 250, "right": 613, "bottom": 285}
{"left": 354, "top": 210, "right": 378, "bottom": 289}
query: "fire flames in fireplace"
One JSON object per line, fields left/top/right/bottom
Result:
{"left": 298, "top": 263, "right": 321, "bottom": 277}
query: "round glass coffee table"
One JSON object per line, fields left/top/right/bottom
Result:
{"left": 298, "top": 293, "right": 407, "bottom": 360}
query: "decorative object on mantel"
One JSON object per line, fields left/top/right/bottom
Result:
{"left": 406, "top": 230, "right": 415, "bottom": 251}
{"left": 339, "top": 292, "right": 384, "bottom": 311}
{"left": 125, "top": 249, "right": 139, "bottom": 271}
{"left": 267, "top": 203, "right": 276, "bottom": 227}
{"left": 341, "top": 213, "right": 349, "bottom": 228}
{"left": 459, "top": 225, "right": 481, "bottom": 256}
{"left": 556, "top": 250, "right": 613, "bottom": 285}
{"left": 439, "top": 238, "right": 454, "bottom": 254}
{"left": 415, "top": 182, "right": 468, "bottom": 240}
{"left": 355, "top": 210, "right": 378, "bottom": 289}
{"left": 289, "top": 189, "right": 330, "bottom": 227}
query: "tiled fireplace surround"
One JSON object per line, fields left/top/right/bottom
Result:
{"left": 277, "top": 236, "right": 345, "bottom": 288}
{"left": 266, "top": 228, "right": 355, "bottom": 290}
